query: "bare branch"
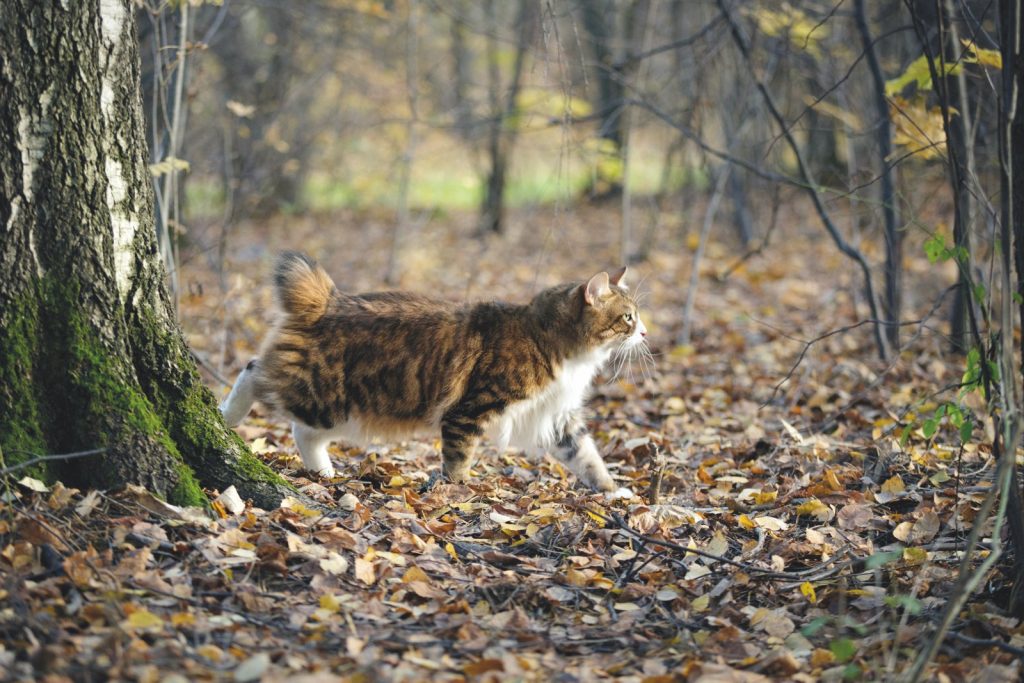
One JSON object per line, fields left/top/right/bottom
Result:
{"left": 715, "top": 0, "right": 890, "bottom": 360}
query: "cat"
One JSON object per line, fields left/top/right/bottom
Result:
{"left": 219, "top": 252, "right": 647, "bottom": 499}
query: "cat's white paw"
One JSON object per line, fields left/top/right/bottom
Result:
{"left": 604, "top": 486, "right": 635, "bottom": 502}
{"left": 316, "top": 465, "right": 336, "bottom": 479}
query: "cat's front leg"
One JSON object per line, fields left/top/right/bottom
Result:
{"left": 553, "top": 416, "right": 633, "bottom": 499}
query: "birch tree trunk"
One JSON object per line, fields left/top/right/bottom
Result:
{"left": 0, "top": 0, "right": 290, "bottom": 508}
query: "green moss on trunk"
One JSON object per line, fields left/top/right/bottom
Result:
{"left": 37, "top": 277, "right": 205, "bottom": 504}
{"left": 129, "top": 300, "right": 292, "bottom": 508}
{"left": 0, "top": 289, "right": 48, "bottom": 477}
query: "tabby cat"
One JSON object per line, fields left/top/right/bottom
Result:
{"left": 220, "top": 252, "right": 647, "bottom": 498}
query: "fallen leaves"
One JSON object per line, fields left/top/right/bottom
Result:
{"left": 1, "top": 204, "right": 1013, "bottom": 681}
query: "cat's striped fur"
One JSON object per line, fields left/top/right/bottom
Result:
{"left": 220, "top": 252, "right": 647, "bottom": 495}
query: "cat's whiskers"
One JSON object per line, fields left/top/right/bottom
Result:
{"left": 607, "top": 339, "right": 631, "bottom": 384}
{"left": 607, "top": 335, "right": 655, "bottom": 386}
{"left": 637, "top": 343, "right": 655, "bottom": 381}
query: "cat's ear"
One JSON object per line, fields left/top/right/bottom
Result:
{"left": 609, "top": 266, "right": 628, "bottom": 289}
{"left": 584, "top": 272, "right": 611, "bottom": 305}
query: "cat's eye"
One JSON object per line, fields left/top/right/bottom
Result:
{"left": 623, "top": 312, "right": 634, "bottom": 324}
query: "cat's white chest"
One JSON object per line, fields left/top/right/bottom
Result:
{"left": 490, "top": 349, "right": 609, "bottom": 451}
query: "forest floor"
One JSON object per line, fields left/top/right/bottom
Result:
{"left": 3, "top": 197, "right": 1022, "bottom": 681}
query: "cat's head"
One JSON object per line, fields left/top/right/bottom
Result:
{"left": 577, "top": 267, "right": 647, "bottom": 350}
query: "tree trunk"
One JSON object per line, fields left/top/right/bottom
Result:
{"left": 1002, "top": 0, "right": 1024, "bottom": 617}
{"left": 856, "top": 0, "right": 902, "bottom": 350}
{"left": 581, "top": 0, "right": 624, "bottom": 162}
{"left": 0, "top": 0, "right": 291, "bottom": 508}
{"left": 448, "top": 1, "right": 474, "bottom": 141}
{"left": 943, "top": 0, "right": 979, "bottom": 354}
{"left": 479, "top": 0, "right": 535, "bottom": 235}
{"left": 210, "top": 4, "right": 306, "bottom": 218}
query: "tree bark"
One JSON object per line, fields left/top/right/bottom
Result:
{"left": 479, "top": 0, "right": 536, "bottom": 235}
{"left": 581, "top": 0, "right": 623, "bottom": 155}
{"left": 855, "top": 0, "right": 902, "bottom": 350}
{"left": 0, "top": 0, "right": 291, "bottom": 508}
{"left": 1001, "top": 0, "right": 1024, "bottom": 617}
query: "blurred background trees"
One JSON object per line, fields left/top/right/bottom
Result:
{"left": 137, "top": 0, "right": 1008, "bottom": 365}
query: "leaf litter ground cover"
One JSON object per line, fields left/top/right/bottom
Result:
{"left": 2, "top": 200, "right": 1022, "bottom": 681}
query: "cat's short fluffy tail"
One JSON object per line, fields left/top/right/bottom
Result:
{"left": 274, "top": 251, "right": 335, "bottom": 325}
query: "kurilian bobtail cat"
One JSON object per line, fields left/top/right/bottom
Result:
{"left": 220, "top": 252, "right": 648, "bottom": 498}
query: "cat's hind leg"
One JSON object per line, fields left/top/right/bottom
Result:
{"left": 220, "top": 359, "right": 258, "bottom": 427}
{"left": 292, "top": 421, "right": 336, "bottom": 478}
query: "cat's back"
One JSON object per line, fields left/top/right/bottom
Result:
{"left": 332, "top": 289, "right": 458, "bottom": 321}
{"left": 316, "top": 289, "right": 467, "bottom": 343}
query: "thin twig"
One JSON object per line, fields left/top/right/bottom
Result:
{"left": 761, "top": 316, "right": 935, "bottom": 409}
{"left": 192, "top": 349, "right": 233, "bottom": 388}
{"left": 585, "top": 506, "right": 845, "bottom": 581}
{"left": 0, "top": 448, "right": 106, "bottom": 476}
{"left": 946, "top": 631, "right": 1024, "bottom": 658}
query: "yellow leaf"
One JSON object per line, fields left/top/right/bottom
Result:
{"left": 890, "top": 96, "right": 951, "bottom": 160}
{"left": 196, "top": 644, "right": 224, "bottom": 662}
{"left": 686, "top": 232, "right": 702, "bottom": 251}
{"left": 280, "top": 496, "right": 320, "bottom": 518}
{"left": 885, "top": 54, "right": 962, "bottom": 96}
{"left": 754, "top": 490, "right": 778, "bottom": 505}
{"left": 738, "top": 514, "right": 756, "bottom": 530}
{"left": 800, "top": 581, "right": 817, "bottom": 604}
{"left": 170, "top": 612, "right": 195, "bottom": 627}
{"left": 961, "top": 38, "right": 1002, "bottom": 69}
{"left": 565, "top": 567, "right": 589, "bottom": 587}
{"left": 881, "top": 475, "right": 905, "bottom": 494}
{"left": 692, "top": 594, "right": 710, "bottom": 612}
{"left": 124, "top": 608, "right": 163, "bottom": 631}
{"left": 402, "top": 565, "right": 429, "bottom": 583}
{"left": 320, "top": 594, "right": 341, "bottom": 613}
{"left": 585, "top": 510, "right": 607, "bottom": 527}
{"left": 210, "top": 499, "right": 228, "bottom": 519}
{"left": 445, "top": 542, "right": 459, "bottom": 561}
{"left": 749, "top": 607, "right": 771, "bottom": 626}
{"left": 796, "top": 498, "right": 833, "bottom": 522}
{"left": 824, "top": 469, "right": 842, "bottom": 491}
